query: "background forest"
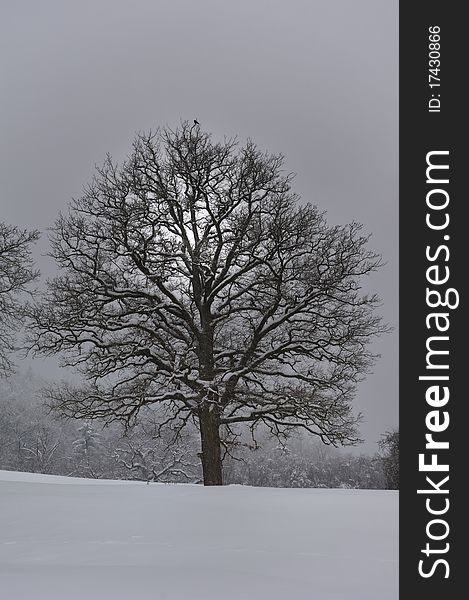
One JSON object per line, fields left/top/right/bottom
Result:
{"left": 0, "top": 370, "right": 397, "bottom": 489}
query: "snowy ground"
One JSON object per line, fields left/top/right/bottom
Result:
{"left": 0, "top": 470, "right": 398, "bottom": 599}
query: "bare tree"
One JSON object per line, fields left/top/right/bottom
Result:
{"left": 379, "top": 429, "right": 399, "bottom": 489}
{"left": 28, "top": 122, "right": 386, "bottom": 485}
{"left": 0, "top": 223, "right": 39, "bottom": 374}
{"left": 22, "top": 426, "right": 61, "bottom": 474}
{"left": 114, "top": 431, "right": 199, "bottom": 483}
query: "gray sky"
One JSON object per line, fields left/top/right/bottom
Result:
{"left": 0, "top": 0, "right": 398, "bottom": 452}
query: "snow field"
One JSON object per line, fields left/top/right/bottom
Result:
{"left": 0, "top": 471, "right": 398, "bottom": 599}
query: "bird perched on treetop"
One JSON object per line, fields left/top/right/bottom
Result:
{"left": 194, "top": 119, "right": 200, "bottom": 126}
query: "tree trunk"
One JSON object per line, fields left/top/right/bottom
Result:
{"left": 198, "top": 405, "right": 223, "bottom": 485}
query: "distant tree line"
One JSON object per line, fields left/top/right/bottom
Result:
{"left": 224, "top": 436, "right": 386, "bottom": 489}
{"left": 0, "top": 371, "right": 397, "bottom": 489}
{"left": 0, "top": 372, "right": 200, "bottom": 482}
{"left": 379, "top": 429, "right": 399, "bottom": 489}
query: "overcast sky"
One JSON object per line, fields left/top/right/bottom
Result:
{"left": 0, "top": 0, "right": 398, "bottom": 452}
